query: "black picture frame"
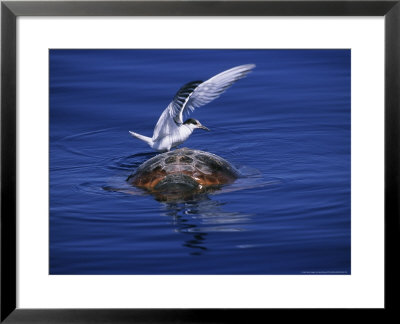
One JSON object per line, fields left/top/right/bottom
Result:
{"left": 1, "top": 0, "right": 399, "bottom": 322}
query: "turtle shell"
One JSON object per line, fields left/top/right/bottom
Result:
{"left": 127, "top": 147, "right": 239, "bottom": 191}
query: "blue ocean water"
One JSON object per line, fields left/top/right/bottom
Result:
{"left": 49, "top": 49, "right": 350, "bottom": 275}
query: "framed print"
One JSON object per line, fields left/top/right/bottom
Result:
{"left": 1, "top": 0, "right": 399, "bottom": 322}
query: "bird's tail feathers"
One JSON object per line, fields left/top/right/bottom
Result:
{"left": 129, "top": 131, "right": 153, "bottom": 145}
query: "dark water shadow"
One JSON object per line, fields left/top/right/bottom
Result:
{"left": 161, "top": 195, "right": 253, "bottom": 256}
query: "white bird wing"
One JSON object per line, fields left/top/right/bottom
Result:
{"left": 151, "top": 106, "right": 178, "bottom": 142}
{"left": 152, "top": 64, "right": 255, "bottom": 141}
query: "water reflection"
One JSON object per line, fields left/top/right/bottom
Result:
{"left": 161, "top": 196, "right": 252, "bottom": 255}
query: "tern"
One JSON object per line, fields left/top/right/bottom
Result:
{"left": 129, "top": 64, "right": 255, "bottom": 152}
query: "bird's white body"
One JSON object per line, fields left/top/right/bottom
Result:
{"left": 130, "top": 64, "right": 255, "bottom": 152}
{"left": 130, "top": 124, "right": 194, "bottom": 152}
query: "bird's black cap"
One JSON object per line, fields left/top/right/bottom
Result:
{"left": 183, "top": 118, "right": 198, "bottom": 125}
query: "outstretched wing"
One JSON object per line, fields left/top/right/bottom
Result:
{"left": 172, "top": 64, "right": 255, "bottom": 124}
{"left": 152, "top": 64, "right": 255, "bottom": 141}
{"left": 152, "top": 81, "right": 204, "bottom": 141}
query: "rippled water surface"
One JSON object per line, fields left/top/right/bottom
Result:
{"left": 50, "top": 49, "right": 350, "bottom": 274}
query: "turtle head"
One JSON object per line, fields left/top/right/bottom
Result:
{"left": 183, "top": 118, "right": 210, "bottom": 131}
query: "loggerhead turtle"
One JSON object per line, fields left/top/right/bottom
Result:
{"left": 127, "top": 148, "right": 239, "bottom": 199}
